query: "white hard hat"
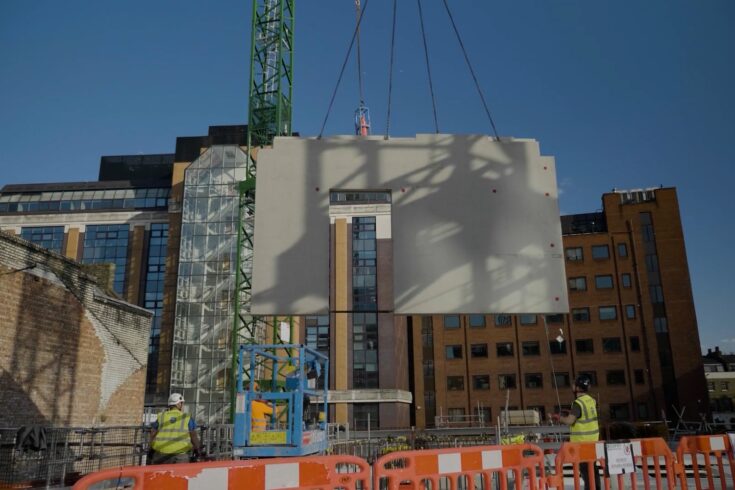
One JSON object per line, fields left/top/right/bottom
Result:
{"left": 168, "top": 393, "right": 185, "bottom": 405}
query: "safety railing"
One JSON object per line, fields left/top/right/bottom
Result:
{"left": 677, "top": 434, "right": 735, "bottom": 490}
{"left": 373, "top": 443, "right": 546, "bottom": 490}
{"left": 72, "top": 454, "right": 371, "bottom": 490}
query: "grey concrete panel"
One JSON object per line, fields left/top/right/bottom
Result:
{"left": 252, "top": 134, "right": 568, "bottom": 315}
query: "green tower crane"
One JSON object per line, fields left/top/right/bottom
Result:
{"left": 231, "top": 0, "right": 295, "bottom": 418}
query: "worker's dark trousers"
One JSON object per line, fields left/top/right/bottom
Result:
{"left": 579, "top": 462, "right": 602, "bottom": 489}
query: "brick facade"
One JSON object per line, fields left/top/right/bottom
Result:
{"left": 0, "top": 231, "right": 152, "bottom": 426}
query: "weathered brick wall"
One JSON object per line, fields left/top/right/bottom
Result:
{"left": 0, "top": 232, "right": 152, "bottom": 427}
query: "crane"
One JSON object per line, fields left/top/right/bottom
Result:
{"left": 353, "top": 0, "right": 371, "bottom": 136}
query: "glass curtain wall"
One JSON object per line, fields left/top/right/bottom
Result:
{"left": 20, "top": 226, "right": 65, "bottom": 253}
{"left": 82, "top": 224, "right": 130, "bottom": 295}
{"left": 171, "top": 145, "right": 246, "bottom": 423}
{"left": 145, "top": 223, "right": 168, "bottom": 394}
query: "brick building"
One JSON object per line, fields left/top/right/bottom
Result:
{"left": 0, "top": 232, "right": 152, "bottom": 426}
{"left": 408, "top": 187, "right": 707, "bottom": 428}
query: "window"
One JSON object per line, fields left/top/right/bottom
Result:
{"left": 472, "top": 375, "right": 490, "bottom": 390}
{"left": 576, "top": 339, "right": 594, "bottom": 353}
{"left": 645, "top": 254, "right": 659, "bottom": 273}
{"left": 617, "top": 243, "right": 628, "bottom": 257}
{"left": 448, "top": 408, "right": 466, "bottom": 421}
{"left": 625, "top": 305, "right": 636, "bottom": 319}
{"left": 470, "top": 343, "right": 488, "bottom": 358}
{"left": 421, "top": 317, "right": 433, "bottom": 347}
{"left": 634, "top": 369, "right": 645, "bottom": 384}
{"left": 496, "top": 342, "right": 514, "bottom": 357}
{"left": 423, "top": 360, "right": 434, "bottom": 377}
{"left": 444, "top": 315, "right": 460, "bottom": 329}
{"left": 21, "top": 226, "right": 65, "bottom": 254}
{"left": 708, "top": 382, "right": 715, "bottom": 392}
{"left": 607, "top": 370, "right": 626, "bottom": 385}
{"left": 595, "top": 275, "right": 614, "bottom": 289}
{"left": 525, "top": 373, "right": 543, "bottom": 388}
{"left": 549, "top": 340, "right": 567, "bottom": 355}
{"left": 474, "top": 407, "right": 491, "bottom": 424}
{"left": 621, "top": 273, "right": 632, "bottom": 288}
{"left": 522, "top": 341, "right": 541, "bottom": 356}
{"left": 519, "top": 314, "right": 537, "bottom": 325}
{"left": 494, "top": 314, "right": 512, "bottom": 327}
{"left": 554, "top": 372, "right": 571, "bottom": 388}
{"left": 469, "top": 314, "right": 486, "bottom": 328}
{"left": 498, "top": 374, "right": 517, "bottom": 389}
{"left": 82, "top": 224, "right": 130, "bottom": 294}
{"left": 352, "top": 312, "right": 379, "bottom": 388}
{"left": 592, "top": 245, "right": 610, "bottom": 259}
{"left": 445, "top": 345, "right": 463, "bottom": 360}
{"left": 351, "top": 217, "right": 378, "bottom": 312}
{"left": 579, "top": 371, "right": 597, "bottom": 386}
{"left": 637, "top": 402, "right": 649, "bottom": 419}
{"left": 599, "top": 306, "right": 617, "bottom": 321}
{"left": 602, "top": 337, "right": 622, "bottom": 353}
{"left": 568, "top": 277, "right": 587, "bottom": 291}
{"left": 447, "top": 376, "right": 465, "bottom": 391}
{"left": 610, "top": 403, "right": 630, "bottom": 421}
{"left": 545, "top": 314, "right": 564, "bottom": 324}
{"left": 630, "top": 336, "right": 641, "bottom": 352}
{"left": 722, "top": 382, "right": 730, "bottom": 391}
{"left": 654, "top": 317, "right": 668, "bottom": 333}
{"left": 565, "top": 247, "right": 583, "bottom": 261}
{"left": 572, "top": 308, "right": 590, "bottom": 322}
{"left": 353, "top": 404, "right": 380, "bottom": 430}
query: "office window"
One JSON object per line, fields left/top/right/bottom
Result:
{"left": 599, "top": 306, "right": 617, "bottom": 321}
{"left": 650, "top": 285, "right": 665, "bottom": 303}
{"left": 578, "top": 371, "right": 597, "bottom": 386}
{"left": 722, "top": 382, "right": 730, "bottom": 391}
{"left": 592, "top": 245, "right": 610, "bottom": 259}
{"left": 448, "top": 408, "right": 465, "bottom": 421}
{"left": 519, "top": 314, "right": 537, "bottom": 325}
{"left": 576, "top": 339, "right": 594, "bottom": 353}
{"left": 630, "top": 336, "right": 641, "bottom": 352}
{"left": 634, "top": 369, "right": 645, "bottom": 385}
{"left": 625, "top": 305, "right": 636, "bottom": 319}
{"left": 447, "top": 376, "right": 465, "bottom": 391}
{"left": 444, "top": 315, "right": 460, "bottom": 329}
{"left": 474, "top": 407, "right": 491, "bottom": 424}
{"left": 568, "top": 277, "right": 587, "bottom": 291}
{"left": 353, "top": 404, "right": 379, "bottom": 430}
{"left": 498, "top": 374, "right": 517, "bottom": 389}
{"left": 352, "top": 312, "right": 379, "bottom": 389}
{"left": 445, "top": 345, "right": 463, "bottom": 360}
{"left": 708, "top": 382, "right": 715, "bottom": 392}
{"left": 82, "top": 224, "right": 130, "bottom": 295}
{"left": 545, "top": 314, "right": 564, "bottom": 324}
{"left": 522, "top": 341, "right": 540, "bottom": 356}
{"left": 305, "top": 315, "right": 330, "bottom": 354}
{"left": 610, "top": 403, "right": 630, "bottom": 421}
{"left": 602, "top": 337, "right": 622, "bottom": 353}
{"left": 20, "top": 226, "right": 65, "bottom": 253}
{"left": 421, "top": 317, "right": 434, "bottom": 347}
{"left": 637, "top": 402, "right": 649, "bottom": 419}
{"left": 617, "top": 243, "right": 628, "bottom": 257}
{"left": 595, "top": 275, "right": 614, "bottom": 289}
{"left": 554, "top": 372, "right": 571, "bottom": 388}
{"left": 422, "top": 360, "right": 434, "bottom": 377}
{"left": 496, "top": 342, "right": 514, "bottom": 357}
{"left": 572, "top": 308, "right": 590, "bottom": 322}
{"left": 470, "top": 343, "right": 488, "bottom": 358}
{"left": 525, "top": 373, "right": 543, "bottom": 389}
{"left": 621, "top": 273, "right": 632, "bottom": 288}
{"left": 494, "top": 314, "right": 512, "bottom": 327}
{"left": 144, "top": 223, "right": 169, "bottom": 392}
{"left": 607, "top": 370, "right": 626, "bottom": 386}
{"left": 654, "top": 317, "right": 668, "bottom": 333}
{"left": 645, "top": 254, "right": 659, "bottom": 274}
{"left": 469, "top": 314, "right": 486, "bottom": 328}
{"left": 549, "top": 340, "right": 567, "bottom": 355}
{"left": 351, "top": 217, "right": 378, "bottom": 312}
{"left": 472, "top": 375, "right": 490, "bottom": 390}
{"left": 565, "top": 247, "right": 583, "bottom": 261}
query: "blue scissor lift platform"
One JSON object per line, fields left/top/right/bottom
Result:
{"left": 233, "top": 344, "right": 329, "bottom": 458}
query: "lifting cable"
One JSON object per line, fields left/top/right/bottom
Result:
{"left": 543, "top": 316, "right": 564, "bottom": 414}
{"left": 440, "top": 0, "right": 500, "bottom": 140}
{"left": 416, "top": 0, "right": 439, "bottom": 133}
{"left": 318, "top": 0, "right": 371, "bottom": 139}
{"left": 384, "top": 0, "right": 398, "bottom": 139}
{"left": 355, "top": 0, "right": 366, "bottom": 107}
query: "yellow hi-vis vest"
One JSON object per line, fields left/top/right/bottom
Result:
{"left": 570, "top": 394, "right": 599, "bottom": 442}
{"left": 151, "top": 408, "right": 193, "bottom": 454}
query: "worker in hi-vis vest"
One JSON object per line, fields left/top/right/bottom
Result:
{"left": 552, "top": 375, "right": 601, "bottom": 489}
{"left": 150, "top": 393, "right": 202, "bottom": 464}
{"left": 247, "top": 382, "right": 273, "bottom": 432}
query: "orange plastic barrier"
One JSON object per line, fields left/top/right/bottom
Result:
{"left": 373, "top": 443, "right": 546, "bottom": 490}
{"left": 546, "top": 437, "right": 686, "bottom": 490}
{"left": 677, "top": 434, "right": 735, "bottom": 490}
{"left": 71, "top": 454, "right": 370, "bottom": 490}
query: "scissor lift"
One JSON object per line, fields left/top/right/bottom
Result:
{"left": 233, "top": 344, "right": 329, "bottom": 458}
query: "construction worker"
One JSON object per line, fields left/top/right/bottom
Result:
{"left": 552, "top": 375, "right": 601, "bottom": 489}
{"left": 247, "top": 382, "right": 273, "bottom": 432}
{"left": 149, "top": 393, "right": 202, "bottom": 464}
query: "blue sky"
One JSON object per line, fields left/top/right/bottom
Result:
{"left": 1, "top": 1, "right": 733, "bottom": 352}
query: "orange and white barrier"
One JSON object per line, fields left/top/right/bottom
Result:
{"left": 373, "top": 443, "right": 546, "bottom": 490}
{"left": 677, "top": 434, "right": 735, "bottom": 490}
{"left": 71, "top": 455, "right": 370, "bottom": 490}
{"left": 546, "top": 437, "right": 686, "bottom": 490}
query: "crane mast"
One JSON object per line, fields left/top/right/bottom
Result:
{"left": 354, "top": 0, "right": 371, "bottom": 136}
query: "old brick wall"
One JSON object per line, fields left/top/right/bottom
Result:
{"left": 0, "top": 232, "right": 152, "bottom": 427}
